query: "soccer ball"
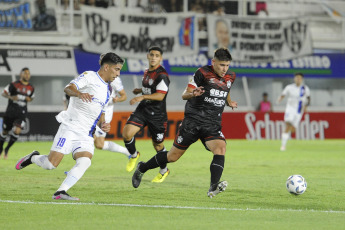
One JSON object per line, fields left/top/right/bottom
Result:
{"left": 286, "top": 175, "right": 307, "bottom": 195}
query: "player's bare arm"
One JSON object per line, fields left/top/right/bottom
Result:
{"left": 129, "top": 92, "right": 165, "bottom": 105}
{"left": 304, "top": 96, "right": 311, "bottom": 113}
{"left": 2, "top": 91, "right": 17, "bottom": 101}
{"left": 113, "top": 89, "right": 127, "bottom": 103}
{"left": 226, "top": 93, "right": 237, "bottom": 110}
{"left": 277, "top": 95, "right": 285, "bottom": 104}
{"left": 97, "top": 113, "right": 111, "bottom": 132}
{"left": 64, "top": 83, "right": 93, "bottom": 103}
{"left": 132, "top": 88, "right": 142, "bottom": 95}
{"left": 182, "top": 86, "right": 205, "bottom": 100}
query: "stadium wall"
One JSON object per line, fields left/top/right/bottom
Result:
{"left": 2, "top": 111, "right": 344, "bottom": 142}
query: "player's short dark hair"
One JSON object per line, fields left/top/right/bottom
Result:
{"left": 214, "top": 48, "right": 232, "bottom": 61}
{"left": 100, "top": 52, "right": 124, "bottom": 66}
{"left": 21, "top": 67, "right": 29, "bottom": 73}
{"left": 263, "top": 92, "right": 268, "bottom": 97}
{"left": 294, "top": 72, "right": 304, "bottom": 78}
{"left": 148, "top": 46, "right": 163, "bottom": 55}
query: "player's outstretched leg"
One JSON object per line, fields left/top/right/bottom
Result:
{"left": 152, "top": 147, "right": 170, "bottom": 183}
{"left": 280, "top": 132, "right": 289, "bottom": 151}
{"left": 132, "top": 151, "right": 169, "bottom": 188}
{"left": 53, "top": 190, "right": 79, "bottom": 201}
{"left": 15, "top": 151, "right": 40, "bottom": 170}
{"left": 53, "top": 157, "right": 91, "bottom": 200}
{"left": 124, "top": 137, "right": 140, "bottom": 172}
{"left": 207, "top": 181, "right": 228, "bottom": 198}
{"left": 132, "top": 161, "right": 145, "bottom": 188}
{"left": 103, "top": 141, "right": 131, "bottom": 157}
{"left": 4, "top": 133, "right": 19, "bottom": 158}
{"left": 0, "top": 133, "right": 7, "bottom": 158}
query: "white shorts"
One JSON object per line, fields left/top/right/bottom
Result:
{"left": 284, "top": 106, "right": 303, "bottom": 128}
{"left": 51, "top": 123, "right": 95, "bottom": 156}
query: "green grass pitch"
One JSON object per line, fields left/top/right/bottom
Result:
{"left": 0, "top": 139, "right": 344, "bottom": 230}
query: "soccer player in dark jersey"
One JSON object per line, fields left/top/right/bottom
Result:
{"left": 132, "top": 48, "right": 238, "bottom": 198}
{"left": 0, "top": 68, "right": 35, "bottom": 159}
{"left": 122, "top": 46, "right": 170, "bottom": 183}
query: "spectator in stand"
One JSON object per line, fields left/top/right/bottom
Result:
{"left": 143, "top": 0, "right": 165, "bottom": 12}
{"left": 161, "top": 0, "right": 183, "bottom": 12}
{"left": 257, "top": 92, "right": 272, "bottom": 113}
{"left": 213, "top": 4, "right": 226, "bottom": 16}
{"left": 190, "top": 3, "right": 206, "bottom": 31}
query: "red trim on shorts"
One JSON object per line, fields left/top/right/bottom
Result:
{"left": 173, "top": 141, "right": 189, "bottom": 149}
{"left": 156, "top": 90, "right": 167, "bottom": 94}
{"left": 127, "top": 121, "right": 144, "bottom": 127}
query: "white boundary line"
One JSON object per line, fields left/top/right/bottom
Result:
{"left": 0, "top": 200, "right": 344, "bottom": 214}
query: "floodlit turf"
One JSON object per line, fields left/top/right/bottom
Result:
{"left": 0, "top": 139, "right": 344, "bottom": 230}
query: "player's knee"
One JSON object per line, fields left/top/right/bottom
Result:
{"left": 122, "top": 132, "right": 133, "bottom": 141}
{"left": 213, "top": 146, "right": 226, "bottom": 156}
{"left": 94, "top": 142, "right": 103, "bottom": 149}
{"left": 76, "top": 157, "right": 92, "bottom": 169}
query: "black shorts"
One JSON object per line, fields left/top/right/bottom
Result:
{"left": 126, "top": 112, "right": 167, "bottom": 143}
{"left": 173, "top": 118, "right": 226, "bottom": 151}
{"left": 2, "top": 113, "right": 26, "bottom": 131}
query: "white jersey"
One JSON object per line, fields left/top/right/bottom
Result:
{"left": 56, "top": 71, "right": 111, "bottom": 137}
{"left": 282, "top": 83, "right": 310, "bottom": 114}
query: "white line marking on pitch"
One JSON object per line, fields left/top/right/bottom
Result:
{"left": 0, "top": 199, "right": 344, "bottom": 214}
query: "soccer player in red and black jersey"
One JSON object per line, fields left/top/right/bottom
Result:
{"left": 132, "top": 48, "right": 238, "bottom": 198}
{"left": 0, "top": 68, "right": 35, "bottom": 159}
{"left": 122, "top": 46, "right": 170, "bottom": 183}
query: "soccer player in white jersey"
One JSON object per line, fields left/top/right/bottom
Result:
{"left": 94, "top": 54, "right": 130, "bottom": 157}
{"left": 15, "top": 52, "right": 124, "bottom": 200}
{"left": 277, "top": 73, "right": 310, "bottom": 151}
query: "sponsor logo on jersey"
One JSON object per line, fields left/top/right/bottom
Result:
{"left": 204, "top": 97, "right": 226, "bottom": 107}
{"left": 210, "top": 89, "right": 228, "bottom": 98}
{"left": 149, "top": 79, "right": 154, "bottom": 86}
{"left": 227, "top": 81, "right": 231, "bottom": 88}
{"left": 91, "top": 97, "right": 106, "bottom": 107}
{"left": 142, "top": 87, "right": 152, "bottom": 95}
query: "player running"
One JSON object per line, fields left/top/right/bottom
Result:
{"left": 132, "top": 48, "right": 237, "bottom": 198}
{"left": 15, "top": 52, "right": 124, "bottom": 200}
{"left": 277, "top": 73, "right": 311, "bottom": 151}
{"left": 94, "top": 54, "right": 130, "bottom": 157}
{"left": 0, "top": 68, "right": 34, "bottom": 159}
{"left": 122, "top": 46, "right": 170, "bottom": 183}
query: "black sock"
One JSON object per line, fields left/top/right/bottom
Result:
{"left": 4, "top": 134, "right": 19, "bottom": 155}
{"left": 139, "top": 151, "right": 168, "bottom": 173}
{"left": 210, "top": 155, "right": 225, "bottom": 185}
{"left": 0, "top": 133, "right": 6, "bottom": 155}
{"left": 124, "top": 137, "right": 137, "bottom": 155}
{"left": 156, "top": 146, "right": 167, "bottom": 169}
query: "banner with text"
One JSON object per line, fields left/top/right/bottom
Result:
{"left": 207, "top": 15, "right": 313, "bottom": 62}
{"left": 81, "top": 6, "right": 198, "bottom": 59}
{"left": 0, "top": 46, "right": 77, "bottom": 77}
{"left": 0, "top": 0, "right": 57, "bottom": 31}
{"left": 74, "top": 49, "right": 345, "bottom": 78}
{"left": 108, "top": 112, "right": 345, "bottom": 140}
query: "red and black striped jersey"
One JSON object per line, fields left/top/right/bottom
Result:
{"left": 135, "top": 65, "right": 170, "bottom": 117}
{"left": 3, "top": 80, "right": 35, "bottom": 114}
{"left": 185, "top": 65, "right": 236, "bottom": 125}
